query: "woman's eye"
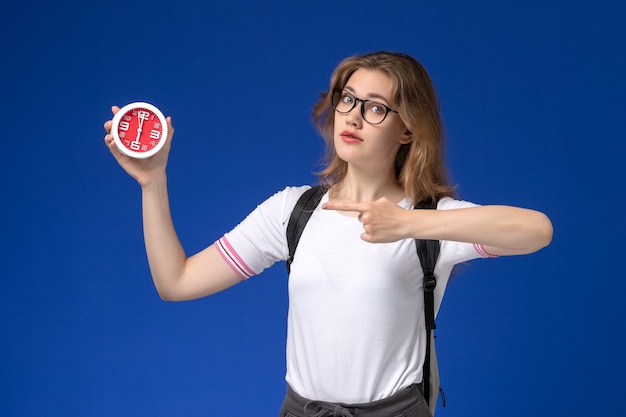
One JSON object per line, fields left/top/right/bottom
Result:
{"left": 342, "top": 95, "right": 354, "bottom": 104}
{"left": 370, "top": 104, "right": 384, "bottom": 114}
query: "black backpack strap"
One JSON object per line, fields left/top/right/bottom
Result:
{"left": 414, "top": 197, "right": 441, "bottom": 408}
{"left": 286, "top": 185, "right": 328, "bottom": 273}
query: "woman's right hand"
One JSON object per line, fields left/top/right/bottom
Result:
{"left": 103, "top": 105, "right": 175, "bottom": 187}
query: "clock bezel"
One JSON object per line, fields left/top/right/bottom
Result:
{"left": 111, "top": 102, "right": 169, "bottom": 159}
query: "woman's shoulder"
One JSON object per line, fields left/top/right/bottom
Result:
{"left": 436, "top": 196, "right": 480, "bottom": 210}
{"left": 272, "top": 185, "right": 314, "bottom": 205}
{"left": 256, "top": 185, "right": 315, "bottom": 222}
{"left": 260, "top": 185, "right": 312, "bottom": 201}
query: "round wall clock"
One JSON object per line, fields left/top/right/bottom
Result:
{"left": 111, "top": 102, "right": 169, "bottom": 159}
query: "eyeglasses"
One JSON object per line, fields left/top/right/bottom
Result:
{"left": 331, "top": 89, "right": 398, "bottom": 125}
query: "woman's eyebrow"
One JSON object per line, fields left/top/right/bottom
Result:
{"left": 343, "top": 85, "right": 391, "bottom": 104}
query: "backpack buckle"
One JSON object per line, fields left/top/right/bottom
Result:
{"left": 424, "top": 273, "right": 437, "bottom": 292}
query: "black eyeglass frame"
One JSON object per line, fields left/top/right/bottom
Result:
{"left": 331, "top": 89, "right": 399, "bottom": 125}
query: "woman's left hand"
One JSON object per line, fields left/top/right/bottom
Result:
{"left": 322, "top": 198, "right": 414, "bottom": 243}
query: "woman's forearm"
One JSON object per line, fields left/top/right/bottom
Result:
{"left": 140, "top": 171, "right": 188, "bottom": 298}
{"left": 411, "top": 205, "right": 553, "bottom": 255}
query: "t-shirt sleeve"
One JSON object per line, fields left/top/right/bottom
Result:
{"left": 215, "top": 186, "right": 310, "bottom": 279}
{"left": 432, "top": 197, "right": 499, "bottom": 314}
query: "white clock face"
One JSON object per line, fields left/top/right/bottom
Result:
{"left": 111, "top": 102, "right": 168, "bottom": 159}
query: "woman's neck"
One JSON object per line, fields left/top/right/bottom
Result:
{"left": 330, "top": 165, "right": 406, "bottom": 203}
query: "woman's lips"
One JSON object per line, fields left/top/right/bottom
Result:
{"left": 340, "top": 130, "right": 362, "bottom": 143}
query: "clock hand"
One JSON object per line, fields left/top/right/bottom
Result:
{"left": 134, "top": 111, "right": 147, "bottom": 142}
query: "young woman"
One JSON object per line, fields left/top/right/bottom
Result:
{"left": 104, "top": 51, "right": 553, "bottom": 417}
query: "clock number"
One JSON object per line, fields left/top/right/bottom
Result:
{"left": 138, "top": 110, "right": 150, "bottom": 120}
{"left": 150, "top": 129, "right": 161, "bottom": 139}
{"left": 119, "top": 121, "right": 130, "bottom": 131}
{"left": 130, "top": 141, "right": 141, "bottom": 151}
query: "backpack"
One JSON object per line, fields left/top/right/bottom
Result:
{"left": 286, "top": 185, "right": 445, "bottom": 415}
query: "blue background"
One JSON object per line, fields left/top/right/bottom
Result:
{"left": 2, "top": 1, "right": 624, "bottom": 416}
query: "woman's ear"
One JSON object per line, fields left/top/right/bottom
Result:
{"left": 399, "top": 130, "right": 413, "bottom": 145}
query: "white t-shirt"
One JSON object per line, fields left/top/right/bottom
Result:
{"left": 216, "top": 186, "right": 492, "bottom": 403}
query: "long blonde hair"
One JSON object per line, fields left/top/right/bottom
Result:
{"left": 312, "top": 51, "right": 455, "bottom": 202}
